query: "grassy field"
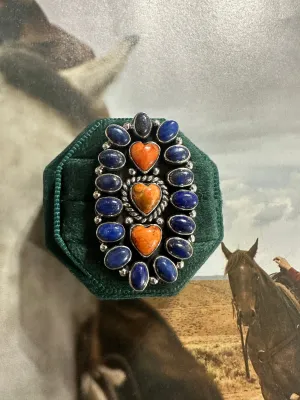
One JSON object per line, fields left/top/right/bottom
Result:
{"left": 147, "top": 280, "right": 263, "bottom": 400}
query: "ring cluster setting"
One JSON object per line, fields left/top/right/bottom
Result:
{"left": 94, "top": 112, "right": 199, "bottom": 292}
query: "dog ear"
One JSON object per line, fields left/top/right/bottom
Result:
{"left": 81, "top": 366, "right": 126, "bottom": 400}
{"left": 81, "top": 373, "right": 107, "bottom": 400}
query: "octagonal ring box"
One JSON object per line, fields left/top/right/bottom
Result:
{"left": 43, "top": 115, "right": 223, "bottom": 300}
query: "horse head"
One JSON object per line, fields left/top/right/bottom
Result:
{"left": 222, "top": 239, "right": 259, "bottom": 327}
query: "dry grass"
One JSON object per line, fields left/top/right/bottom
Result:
{"left": 187, "top": 338, "right": 260, "bottom": 393}
{"left": 148, "top": 281, "right": 264, "bottom": 399}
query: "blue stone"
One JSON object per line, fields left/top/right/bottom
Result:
{"left": 157, "top": 120, "right": 179, "bottom": 143}
{"left": 168, "top": 215, "right": 196, "bottom": 235}
{"left": 171, "top": 190, "right": 199, "bottom": 210}
{"left": 95, "top": 174, "right": 122, "bottom": 192}
{"left": 167, "top": 168, "right": 194, "bottom": 187}
{"left": 166, "top": 237, "right": 193, "bottom": 260}
{"left": 165, "top": 145, "right": 190, "bottom": 164}
{"left": 98, "top": 149, "right": 126, "bottom": 170}
{"left": 95, "top": 197, "right": 123, "bottom": 217}
{"left": 104, "top": 246, "right": 132, "bottom": 270}
{"left": 130, "top": 262, "right": 149, "bottom": 291}
{"left": 96, "top": 222, "right": 125, "bottom": 242}
{"left": 133, "top": 112, "right": 152, "bottom": 138}
{"left": 106, "top": 124, "right": 131, "bottom": 146}
{"left": 154, "top": 256, "right": 178, "bottom": 283}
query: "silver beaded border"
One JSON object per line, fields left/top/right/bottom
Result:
{"left": 121, "top": 175, "right": 169, "bottom": 223}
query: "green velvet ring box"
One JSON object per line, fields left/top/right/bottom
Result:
{"left": 43, "top": 117, "right": 223, "bottom": 299}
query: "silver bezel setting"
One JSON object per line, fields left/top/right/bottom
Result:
{"left": 95, "top": 197, "right": 123, "bottom": 218}
{"left": 170, "top": 190, "right": 199, "bottom": 211}
{"left": 95, "top": 173, "right": 123, "bottom": 193}
{"left": 153, "top": 256, "right": 178, "bottom": 283}
{"left": 121, "top": 175, "right": 169, "bottom": 223}
{"left": 105, "top": 124, "right": 131, "bottom": 147}
{"left": 130, "top": 224, "right": 162, "bottom": 258}
{"left": 166, "top": 167, "right": 195, "bottom": 187}
{"left": 131, "top": 113, "right": 153, "bottom": 139}
{"left": 129, "top": 262, "right": 150, "bottom": 292}
{"left": 167, "top": 214, "right": 196, "bottom": 235}
{"left": 164, "top": 145, "right": 191, "bottom": 165}
{"left": 129, "top": 141, "right": 161, "bottom": 174}
{"left": 165, "top": 237, "right": 194, "bottom": 260}
{"left": 96, "top": 222, "right": 126, "bottom": 243}
{"left": 156, "top": 120, "right": 179, "bottom": 144}
{"left": 98, "top": 149, "right": 126, "bottom": 170}
{"left": 129, "top": 183, "right": 162, "bottom": 217}
{"left": 104, "top": 245, "right": 132, "bottom": 270}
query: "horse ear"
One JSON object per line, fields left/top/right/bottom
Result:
{"left": 221, "top": 242, "right": 232, "bottom": 260}
{"left": 248, "top": 238, "right": 258, "bottom": 258}
{"left": 60, "top": 35, "right": 139, "bottom": 105}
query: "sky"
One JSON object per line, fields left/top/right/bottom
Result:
{"left": 39, "top": 0, "right": 300, "bottom": 276}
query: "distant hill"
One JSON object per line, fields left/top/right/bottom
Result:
{"left": 193, "top": 275, "right": 228, "bottom": 281}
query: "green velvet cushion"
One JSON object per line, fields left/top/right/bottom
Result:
{"left": 43, "top": 118, "right": 223, "bottom": 299}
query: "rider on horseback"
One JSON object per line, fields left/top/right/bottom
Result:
{"left": 274, "top": 256, "right": 300, "bottom": 284}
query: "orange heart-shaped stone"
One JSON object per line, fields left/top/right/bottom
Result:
{"left": 130, "top": 141, "right": 160, "bottom": 172}
{"left": 131, "top": 225, "right": 162, "bottom": 257}
{"left": 131, "top": 183, "right": 161, "bottom": 215}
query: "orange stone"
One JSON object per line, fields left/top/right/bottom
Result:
{"left": 130, "top": 141, "right": 160, "bottom": 172}
{"left": 131, "top": 225, "right": 162, "bottom": 257}
{"left": 131, "top": 183, "right": 161, "bottom": 215}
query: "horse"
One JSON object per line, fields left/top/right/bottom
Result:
{"left": 0, "top": 38, "right": 137, "bottom": 399}
{"left": 0, "top": 0, "right": 95, "bottom": 69}
{"left": 77, "top": 299, "right": 224, "bottom": 400}
{"left": 221, "top": 239, "right": 300, "bottom": 400}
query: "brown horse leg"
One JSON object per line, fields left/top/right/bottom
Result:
{"left": 261, "top": 383, "right": 287, "bottom": 400}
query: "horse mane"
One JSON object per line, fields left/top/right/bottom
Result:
{"left": 275, "top": 282, "right": 300, "bottom": 314}
{"left": 0, "top": 44, "right": 96, "bottom": 125}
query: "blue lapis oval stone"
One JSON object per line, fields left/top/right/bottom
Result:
{"left": 96, "top": 222, "right": 125, "bottom": 242}
{"left": 95, "top": 174, "right": 122, "bottom": 193}
{"left": 165, "top": 145, "right": 190, "bottom": 164}
{"left": 171, "top": 190, "right": 199, "bottom": 210}
{"left": 130, "top": 262, "right": 149, "bottom": 291}
{"left": 104, "top": 246, "right": 132, "bottom": 270}
{"left": 106, "top": 124, "right": 131, "bottom": 146}
{"left": 157, "top": 120, "right": 179, "bottom": 143}
{"left": 168, "top": 215, "right": 196, "bottom": 235}
{"left": 167, "top": 168, "right": 194, "bottom": 187}
{"left": 98, "top": 149, "right": 125, "bottom": 169}
{"left": 166, "top": 237, "right": 193, "bottom": 260}
{"left": 95, "top": 197, "right": 123, "bottom": 217}
{"left": 154, "top": 256, "right": 178, "bottom": 283}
